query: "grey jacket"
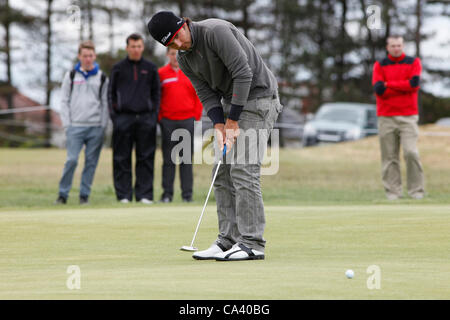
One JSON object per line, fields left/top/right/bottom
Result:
{"left": 59, "top": 70, "right": 109, "bottom": 128}
{"left": 177, "top": 19, "right": 278, "bottom": 113}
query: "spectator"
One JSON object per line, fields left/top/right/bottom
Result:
{"left": 158, "top": 47, "right": 203, "bottom": 203}
{"left": 372, "top": 35, "right": 425, "bottom": 200}
{"left": 108, "top": 33, "right": 160, "bottom": 204}
{"left": 55, "top": 40, "right": 108, "bottom": 205}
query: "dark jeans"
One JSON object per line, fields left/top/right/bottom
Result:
{"left": 112, "top": 113, "right": 157, "bottom": 201}
{"left": 159, "top": 117, "right": 195, "bottom": 200}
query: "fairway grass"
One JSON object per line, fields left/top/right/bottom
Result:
{"left": 0, "top": 205, "right": 449, "bottom": 300}
{"left": 1, "top": 125, "right": 450, "bottom": 209}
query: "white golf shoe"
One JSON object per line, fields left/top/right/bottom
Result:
{"left": 192, "top": 243, "right": 228, "bottom": 260}
{"left": 214, "top": 243, "right": 264, "bottom": 261}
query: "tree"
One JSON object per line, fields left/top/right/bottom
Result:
{"left": 44, "top": 0, "right": 53, "bottom": 147}
{"left": 285, "top": 0, "right": 339, "bottom": 111}
{"left": 335, "top": 0, "right": 348, "bottom": 93}
{"left": 0, "top": 0, "right": 35, "bottom": 113}
{"left": 77, "top": 0, "right": 94, "bottom": 41}
{"left": 98, "top": 0, "right": 130, "bottom": 54}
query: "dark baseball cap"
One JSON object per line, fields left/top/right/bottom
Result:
{"left": 147, "top": 11, "right": 185, "bottom": 46}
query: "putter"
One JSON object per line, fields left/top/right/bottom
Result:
{"left": 180, "top": 144, "right": 227, "bottom": 252}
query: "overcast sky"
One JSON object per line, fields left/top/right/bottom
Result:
{"left": 2, "top": 0, "right": 449, "bottom": 111}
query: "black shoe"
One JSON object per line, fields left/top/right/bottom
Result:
{"left": 160, "top": 196, "right": 172, "bottom": 203}
{"left": 79, "top": 196, "right": 89, "bottom": 205}
{"left": 54, "top": 196, "right": 67, "bottom": 205}
{"left": 182, "top": 197, "right": 193, "bottom": 203}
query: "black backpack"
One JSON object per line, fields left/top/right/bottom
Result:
{"left": 69, "top": 69, "right": 107, "bottom": 99}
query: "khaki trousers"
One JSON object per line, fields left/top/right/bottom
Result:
{"left": 378, "top": 115, "right": 425, "bottom": 198}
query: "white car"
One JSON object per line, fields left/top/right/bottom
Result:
{"left": 435, "top": 117, "right": 450, "bottom": 127}
{"left": 302, "top": 102, "right": 378, "bottom": 147}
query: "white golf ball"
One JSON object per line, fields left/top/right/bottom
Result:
{"left": 345, "top": 269, "right": 354, "bottom": 279}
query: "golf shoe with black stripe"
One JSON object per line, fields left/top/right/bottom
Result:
{"left": 215, "top": 243, "right": 264, "bottom": 261}
{"left": 192, "top": 243, "right": 229, "bottom": 260}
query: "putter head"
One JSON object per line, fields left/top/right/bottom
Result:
{"left": 180, "top": 245, "right": 198, "bottom": 252}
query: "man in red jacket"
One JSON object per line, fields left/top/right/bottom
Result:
{"left": 158, "top": 47, "right": 203, "bottom": 203}
{"left": 372, "top": 35, "right": 425, "bottom": 200}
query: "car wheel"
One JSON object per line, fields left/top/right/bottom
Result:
{"left": 302, "top": 137, "right": 317, "bottom": 147}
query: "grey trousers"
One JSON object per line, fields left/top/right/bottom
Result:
{"left": 378, "top": 115, "right": 425, "bottom": 198}
{"left": 213, "top": 94, "right": 283, "bottom": 252}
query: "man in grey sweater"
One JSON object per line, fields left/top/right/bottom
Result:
{"left": 55, "top": 40, "right": 108, "bottom": 205}
{"left": 148, "top": 12, "right": 283, "bottom": 261}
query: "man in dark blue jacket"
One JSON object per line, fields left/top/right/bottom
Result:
{"left": 108, "top": 33, "right": 161, "bottom": 203}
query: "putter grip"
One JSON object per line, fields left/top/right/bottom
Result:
{"left": 223, "top": 145, "right": 227, "bottom": 157}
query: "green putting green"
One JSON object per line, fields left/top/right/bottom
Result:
{"left": 0, "top": 126, "right": 449, "bottom": 299}
{"left": 0, "top": 205, "right": 449, "bottom": 299}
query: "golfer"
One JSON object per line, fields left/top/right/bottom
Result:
{"left": 148, "top": 11, "right": 283, "bottom": 261}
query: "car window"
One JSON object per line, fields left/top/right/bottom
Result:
{"left": 316, "top": 108, "right": 362, "bottom": 124}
